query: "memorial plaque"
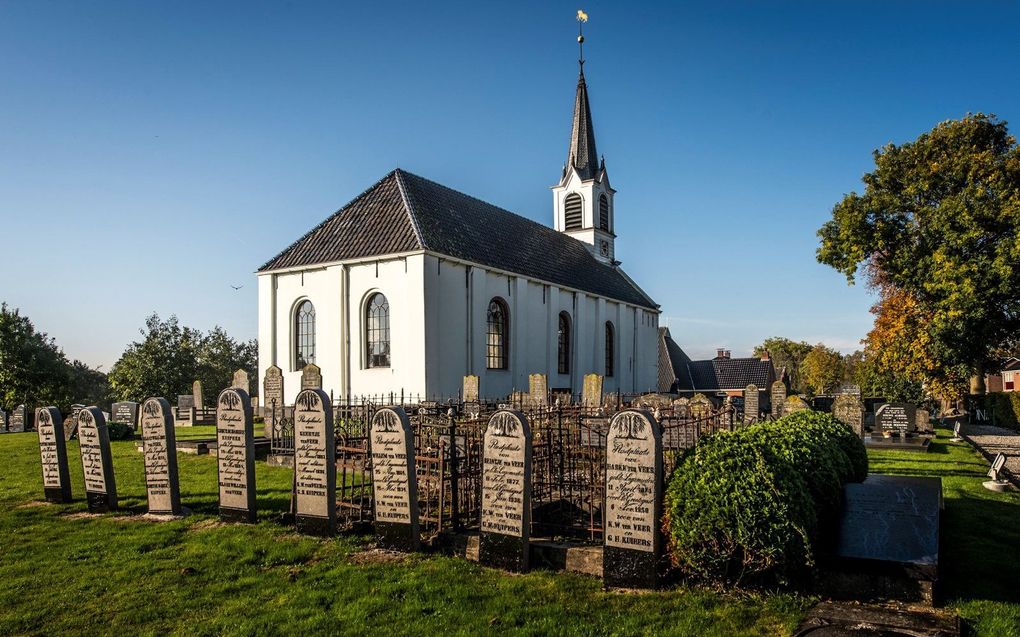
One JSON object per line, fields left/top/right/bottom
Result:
{"left": 77, "top": 407, "right": 118, "bottom": 512}
{"left": 140, "top": 398, "right": 183, "bottom": 516}
{"left": 216, "top": 388, "right": 256, "bottom": 523}
{"left": 771, "top": 381, "right": 787, "bottom": 418}
{"left": 835, "top": 475, "right": 940, "bottom": 581}
{"left": 300, "top": 363, "right": 322, "bottom": 390}
{"left": 0, "top": 408, "right": 6, "bottom": 433}
{"left": 294, "top": 389, "right": 335, "bottom": 536}
{"left": 36, "top": 407, "right": 72, "bottom": 503}
{"left": 605, "top": 409, "right": 663, "bottom": 589}
{"left": 192, "top": 380, "right": 204, "bottom": 409}
{"left": 370, "top": 407, "right": 420, "bottom": 551}
{"left": 479, "top": 410, "right": 532, "bottom": 572}
{"left": 232, "top": 369, "right": 250, "bottom": 393}
{"left": 528, "top": 373, "right": 548, "bottom": 407}
{"left": 876, "top": 403, "right": 917, "bottom": 435}
{"left": 110, "top": 401, "right": 138, "bottom": 428}
{"left": 582, "top": 373, "right": 604, "bottom": 408}
{"left": 744, "top": 384, "right": 759, "bottom": 423}
{"left": 832, "top": 394, "right": 865, "bottom": 437}
{"left": 462, "top": 375, "right": 479, "bottom": 403}
{"left": 263, "top": 365, "right": 284, "bottom": 424}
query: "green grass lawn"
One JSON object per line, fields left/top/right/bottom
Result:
{"left": 0, "top": 427, "right": 1016, "bottom": 636}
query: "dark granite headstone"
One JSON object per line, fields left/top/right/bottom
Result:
{"left": 77, "top": 407, "right": 118, "bottom": 512}
{"left": 300, "top": 363, "right": 322, "bottom": 390}
{"left": 177, "top": 394, "right": 195, "bottom": 412}
{"left": 232, "top": 369, "right": 250, "bottom": 394}
{"left": 140, "top": 398, "right": 183, "bottom": 516}
{"left": 479, "top": 410, "right": 532, "bottom": 572}
{"left": 604, "top": 409, "right": 663, "bottom": 589}
{"left": 36, "top": 407, "right": 72, "bottom": 503}
{"left": 216, "top": 388, "right": 256, "bottom": 523}
{"left": 110, "top": 401, "right": 139, "bottom": 428}
{"left": 294, "top": 389, "right": 336, "bottom": 536}
{"left": 10, "top": 404, "right": 28, "bottom": 432}
{"left": 370, "top": 407, "right": 420, "bottom": 551}
{"left": 876, "top": 403, "right": 917, "bottom": 435}
{"left": 263, "top": 365, "right": 284, "bottom": 424}
{"left": 834, "top": 475, "right": 940, "bottom": 581}
{"left": 771, "top": 381, "right": 787, "bottom": 418}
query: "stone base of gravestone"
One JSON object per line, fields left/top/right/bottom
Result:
{"left": 480, "top": 531, "right": 527, "bottom": 572}
{"left": 142, "top": 506, "right": 192, "bottom": 522}
{"left": 44, "top": 488, "right": 71, "bottom": 504}
{"left": 603, "top": 546, "right": 661, "bottom": 589}
{"left": 375, "top": 522, "right": 420, "bottom": 553}
{"left": 220, "top": 507, "right": 257, "bottom": 524}
{"left": 295, "top": 515, "right": 334, "bottom": 537}
{"left": 86, "top": 492, "right": 116, "bottom": 513}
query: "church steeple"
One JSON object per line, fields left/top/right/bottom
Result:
{"left": 565, "top": 69, "right": 600, "bottom": 182}
{"left": 552, "top": 10, "right": 617, "bottom": 265}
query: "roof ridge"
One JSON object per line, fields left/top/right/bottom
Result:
{"left": 393, "top": 169, "right": 427, "bottom": 250}
{"left": 257, "top": 169, "right": 405, "bottom": 272}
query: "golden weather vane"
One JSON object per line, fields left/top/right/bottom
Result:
{"left": 577, "top": 9, "right": 589, "bottom": 68}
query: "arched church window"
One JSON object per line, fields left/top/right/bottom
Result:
{"left": 486, "top": 298, "right": 509, "bottom": 370}
{"left": 599, "top": 194, "right": 610, "bottom": 231}
{"left": 564, "top": 194, "right": 583, "bottom": 231}
{"left": 605, "top": 321, "right": 615, "bottom": 377}
{"left": 557, "top": 312, "right": 572, "bottom": 375}
{"left": 366, "top": 293, "right": 390, "bottom": 368}
{"left": 294, "top": 300, "right": 315, "bottom": 370}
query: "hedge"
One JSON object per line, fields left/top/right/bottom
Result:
{"left": 663, "top": 411, "right": 867, "bottom": 584}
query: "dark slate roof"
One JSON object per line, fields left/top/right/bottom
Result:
{"left": 1001, "top": 357, "right": 1020, "bottom": 372}
{"left": 259, "top": 169, "right": 657, "bottom": 309}
{"left": 658, "top": 328, "right": 694, "bottom": 392}
{"left": 687, "top": 357, "right": 775, "bottom": 391}
{"left": 565, "top": 70, "right": 601, "bottom": 181}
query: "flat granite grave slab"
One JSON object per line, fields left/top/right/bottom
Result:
{"left": 864, "top": 435, "right": 932, "bottom": 453}
{"left": 794, "top": 601, "right": 959, "bottom": 637}
{"left": 821, "top": 475, "right": 941, "bottom": 604}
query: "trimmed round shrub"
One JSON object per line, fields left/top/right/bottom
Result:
{"left": 663, "top": 429, "right": 816, "bottom": 584}
{"left": 106, "top": 421, "right": 133, "bottom": 440}
{"left": 776, "top": 410, "right": 868, "bottom": 483}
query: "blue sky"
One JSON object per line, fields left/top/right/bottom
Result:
{"left": 2, "top": 1, "right": 1018, "bottom": 369}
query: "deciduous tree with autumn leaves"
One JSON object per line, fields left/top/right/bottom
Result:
{"left": 817, "top": 114, "right": 1020, "bottom": 399}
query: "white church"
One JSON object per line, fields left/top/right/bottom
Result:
{"left": 257, "top": 59, "right": 661, "bottom": 403}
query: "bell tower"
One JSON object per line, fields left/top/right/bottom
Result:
{"left": 552, "top": 11, "right": 615, "bottom": 264}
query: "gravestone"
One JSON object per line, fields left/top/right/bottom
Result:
{"left": 634, "top": 393, "right": 672, "bottom": 411}
{"left": 785, "top": 395, "right": 811, "bottom": 414}
{"left": 216, "top": 388, "right": 256, "bottom": 523}
{"left": 10, "top": 404, "right": 28, "bottom": 432}
{"left": 191, "top": 380, "right": 204, "bottom": 410}
{"left": 915, "top": 409, "right": 931, "bottom": 434}
{"left": 0, "top": 408, "right": 6, "bottom": 433}
{"left": 830, "top": 475, "right": 941, "bottom": 601}
{"left": 300, "top": 363, "right": 322, "bottom": 390}
{"left": 832, "top": 394, "right": 865, "bottom": 437}
{"left": 479, "top": 410, "right": 532, "bottom": 572}
{"left": 232, "top": 369, "right": 250, "bottom": 394}
{"left": 744, "top": 384, "right": 759, "bottom": 423}
{"left": 671, "top": 397, "right": 691, "bottom": 418}
{"left": 837, "top": 383, "right": 862, "bottom": 398}
{"left": 771, "top": 381, "right": 787, "bottom": 418}
{"left": 110, "top": 401, "right": 139, "bottom": 428}
{"left": 140, "top": 398, "right": 183, "bottom": 516}
{"left": 77, "top": 407, "right": 118, "bottom": 512}
{"left": 876, "top": 403, "right": 917, "bottom": 435}
{"left": 263, "top": 365, "right": 284, "bottom": 425}
{"left": 177, "top": 394, "right": 195, "bottom": 416}
{"left": 293, "top": 388, "right": 336, "bottom": 536}
{"left": 582, "top": 373, "right": 604, "bottom": 408}
{"left": 370, "top": 407, "right": 420, "bottom": 551}
{"left": 603, "top": 392, "right": 622, "bottom": 413}
{"left": 690, "top": 393, "right": 713, "bottom": 419}
{"left": 35, "top": 407, "right": 72, "bottom": 503}
{"left": 528, "top": 373, "right": 548, "bottom": 408}
{"left": 64, "top": 404, "right": 85, "bottom": 440}
{"left": 462, "top": 375, "right": 479, "bottom": 403}
{"left": 604, "top": 409, "right": 663, "bottom": 589}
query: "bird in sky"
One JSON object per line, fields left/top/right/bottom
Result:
{"left": 230, "top": 284, "right": 244, "bottom": 291}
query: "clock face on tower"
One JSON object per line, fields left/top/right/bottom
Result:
{"left": 600, "top": 240, "right": 609, "bottom": 256}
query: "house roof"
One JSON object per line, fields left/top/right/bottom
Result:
{"left": 259, "top": 169, "right": 657, "bottom": 310}
{"left": 687, "top": 357, "right": 775, "bottom": 391}
{"left": 1001, "top": 357, "right": 1020, "bottom": 372}
{"left": 659, "top": 328, "right": 694, "bottom": 391}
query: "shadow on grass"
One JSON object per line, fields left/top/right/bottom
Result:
{"left": 942, "top": 494, "right": 1020, "bottom": 604}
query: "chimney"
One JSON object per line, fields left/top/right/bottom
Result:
{"left": 715, "top": 348, "right": 731, "bottom": 360}
{"left": 760, "top": 350, "right": 770, "bottom": 362}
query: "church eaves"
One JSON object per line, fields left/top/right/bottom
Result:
{"left": 259, "top": 169, "right": 657, "bottom": 310}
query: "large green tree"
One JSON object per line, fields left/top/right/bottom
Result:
{"left": 817, "top": 114, "right": 1020, "bottom": 397}
{"left": 196, "top": 326, "right": 258, "bottom": 399}
{"left": 753, "top": 337, "right": 813, "bottom": 394}
{"left": 108, "top": 314, "right": 201, "bottom": 402}
{"left": 800, "top": 343, "right": 844, "bottom": 397}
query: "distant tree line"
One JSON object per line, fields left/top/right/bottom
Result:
{"left": 0, "top": 304, "right": 256, "bottom": 411}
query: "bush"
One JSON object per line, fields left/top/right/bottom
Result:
{"left": 663, "top": 430, "right": 815, "bottom": 584}
{"left": 106, "top": 422, "right": 133, "bottom": 440}
{"left": 990, "top": 393, "right": 1020, "bottom": 430}
{"left": 663, "top": 410, "right": 868, "bottom": 584}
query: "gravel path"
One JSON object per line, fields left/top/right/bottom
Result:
{"left": 960, "top": 422, "right": 1020, "bottom": 486}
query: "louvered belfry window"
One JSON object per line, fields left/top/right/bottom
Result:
{"left": 564, "top": 193, "right": 583, "bottom": 230}
{"left": 366, "top": 293, "right": 390, "bottom": 368}
{"left": 599, "top": 194, "right": 610, "bottom": 231}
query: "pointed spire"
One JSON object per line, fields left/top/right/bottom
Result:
{"left": 566, "top": 68, "right": 600, "bottom": 181}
